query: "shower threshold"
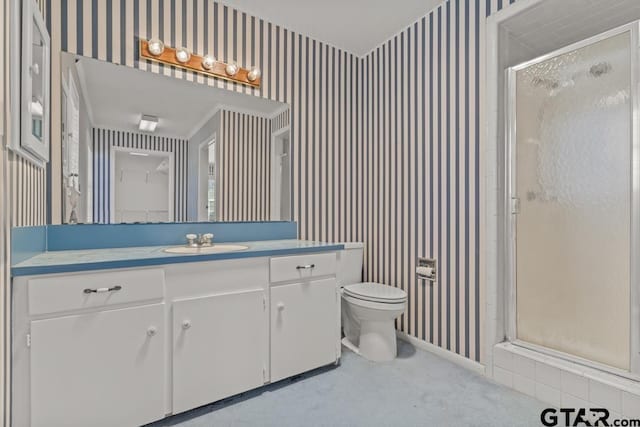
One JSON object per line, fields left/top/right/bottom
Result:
{"left": 510, "top": 339, "right": 640, "bottom": 383}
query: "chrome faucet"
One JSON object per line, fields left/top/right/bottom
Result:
{"left": 185, "top": 233, "right": 214, "bottom": 247}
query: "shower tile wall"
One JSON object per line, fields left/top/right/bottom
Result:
{"left": 494, "top": 343, "right": 640, "bottom": 418}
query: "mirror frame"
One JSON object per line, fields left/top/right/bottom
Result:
{"left": 55, "top": 53, "right": 293, "bottom": 223}
{"left": 9, "top": 0, "right": 50, "bottom": 166}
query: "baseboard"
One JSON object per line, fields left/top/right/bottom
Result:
{"left": 396, "top": 331, "right": 486, "bottom": 376}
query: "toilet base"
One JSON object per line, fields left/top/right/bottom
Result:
{"left": 341, "top": 337, "right": 360, "bottom": 355}
{"left": 358, "top": 320, "right": 398, "bottom": 362}
{"left": 341, "top": 295, "right": 405, "bottom": 362}
{"left": 341, "top": 322, "right": 398, "bottom": 362}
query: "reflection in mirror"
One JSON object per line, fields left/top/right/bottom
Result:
{"left": 58, "top": 52, "right": 291, "bottom": 224}
{"left": 199, "top": 138, "right": 217, "bottom": 221}
{"left": 18, "top": 0, "right": 50, "bottom": 163}
{"left": 30, "top": 21, "right": 45, "bottom": 142}
{"left": 113, "top": 148, "right": 174, "bottom": 222}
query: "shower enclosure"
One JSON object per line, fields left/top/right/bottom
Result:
{"left": 506, "top": 22, "right": 640, "bottom": 377}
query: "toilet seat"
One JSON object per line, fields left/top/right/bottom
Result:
{"left": 342, "top": 282, "right": 407, "bottom": 303}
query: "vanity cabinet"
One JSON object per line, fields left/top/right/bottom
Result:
{"left": 12, "top": 251, "right": 340, "bottom": 426}
{"left": 270, "top": 278, "right": 339, "bottom": 382}
{"left": 30, "top": 303, "right": 165, "bottom": 427}
{"left": 269, "top": 252, "right": 340, "bottom": 382}
{"left": 172, "top": 290, "right": 267, "bottom": 413}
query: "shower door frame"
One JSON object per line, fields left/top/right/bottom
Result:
{"left": 505, "top": 21, "right": 640, "bottom": 379}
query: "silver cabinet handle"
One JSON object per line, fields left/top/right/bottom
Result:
{"left": 147, "top": 326, "right": 157, "bottom": 337}
{"left": 296, "top": 264, "right": 315, "bottom": 270}
{"left": 83, "top": 285, "right": 122, "bottom": 294}
{"left": 182, "top": 320, "right": 192, "bottom": 330}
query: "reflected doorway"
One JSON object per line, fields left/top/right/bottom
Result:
{"left": 198, "top": 135, "right": 217, "bottom": 221}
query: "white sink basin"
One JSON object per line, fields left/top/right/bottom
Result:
{"left": 163, "top": 244, "right": 249, "bottom": 255}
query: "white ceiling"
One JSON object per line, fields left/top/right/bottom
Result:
{"left": 217, "top": 0, "right": 441, "bottom": 57}
{"left": 503, "top": 0, "right": 640, "bottom": 59}
{"left": 74, "top": 55, "right": 286, "bottom": 139}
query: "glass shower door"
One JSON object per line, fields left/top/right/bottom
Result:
{"left": 511, "top": 30, "right": 634, "bottom": 371}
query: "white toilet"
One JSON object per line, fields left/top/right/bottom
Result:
{"left": 338, "top": 242, "right": 407, "bottom": 362}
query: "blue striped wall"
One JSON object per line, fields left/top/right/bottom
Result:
{"left": 357, "top": 0, "right": 516, "bottom": 362}
{"left": 91, "top": 127, "right": 189, "bottom": 223}
{"left": 9, "top": 155, "right": 47, "bottom": 227}
{"left": 218, "top": 110, "right": 272, "bottom": 221}
{"left": 42, "top": 0, "right": 522, "bottom": 363}
{"left": 362, "top": 0, "right": 481, "bottom": 360}
{"left": 271, "top": 107, "right": 290, "bottom": 134}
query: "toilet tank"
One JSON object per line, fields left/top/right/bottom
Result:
{"left": 336, "top": 242, "right": 365, "bottom": 286}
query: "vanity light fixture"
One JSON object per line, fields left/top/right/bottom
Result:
{"left": 225, "top": 62, "right": 239, "bottom": 76}
{"left": 202, "top": 55, "right": 216, "bottom": 70}
{"left": 147, "top": 38, "right": 165, "bottom": 56}
{"left": 138, "top": 115, "right": 158, "bottom": 132}
{"left": 175, "top": 47, "right": 191, "bottom": 63}
{"left": 139, "top": 39, "right": 261, "bottom": 88}
{"left": 247, "top": 67, "right": 261, "bottom": 82}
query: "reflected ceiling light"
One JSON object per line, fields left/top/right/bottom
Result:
{"left": 139, "top": 115, "right": 158, "bottom": 132}
{"left": 202, "top": 55, "right": 216, "bottom": 70}
{"left": 148, "top": 38, "right": 164, "bottom": 56}
{"left": 130, "top": 152, "right": 150, "bottom": 157}
{"left": 247, "top": 67, "right": 261, "bottom": 82}
{"left": 225, "top": 62, "right": 239, "bottom": 76}
{"left": 175, "top": 47, "right": 191, "bottom": 63}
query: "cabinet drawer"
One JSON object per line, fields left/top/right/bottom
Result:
{"left": 28, "top": 269, "right": 164, "bottom": 316}
{"left": 270, "top": 252, "right": 337, "bottom": 283}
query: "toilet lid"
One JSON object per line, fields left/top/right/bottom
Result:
{"left": 343, "top": 282, "right": 407, "bottom": 303}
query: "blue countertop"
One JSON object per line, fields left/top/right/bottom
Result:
{"left": 12, "top": 239, "right": 344, "bottom": 276}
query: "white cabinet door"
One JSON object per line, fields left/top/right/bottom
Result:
{"left": 173, "top": 290, "right": 267, "bottom": 413}
{"left": 270, "top": 278, "right": 338, "bottom": 382}
{"left": 30, "top": 304, "right": 165, "bottom": 427}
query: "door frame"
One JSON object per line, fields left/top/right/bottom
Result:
{"left": 197, "top": 133, "right": 217, "bottom": 222}
{"left": 505, "top": 21, "right": 640, "bottom": 378}
{"left": 270, "top": 126, "right": 291, "bottom": 221}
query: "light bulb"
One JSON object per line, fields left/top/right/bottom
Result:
{"left": 147, "top": 38, "right": 164, "bottom": 56}
{"left": 247, "top": 67, "right": 261, "bottom": 82}
{"left": 175, "top": 47, "right": 191, "bottom": 63}
{"left": 202, "top": 55, "right": 216, "bottom": 70}
{"left": 225, "top": 62, "right": 239, "bottom": 76}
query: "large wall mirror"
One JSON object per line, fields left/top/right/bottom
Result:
{"left": 57, "top": 52, "right": 291, "bottom": 224}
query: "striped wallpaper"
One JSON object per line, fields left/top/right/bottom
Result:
{"left": 361, "top": 0, "right": 485, "bottom": 361}
{"left": 7, "top": 0, "right": 48, "bottom": 228}
{"left": 218, "top": 110, "right": 271, "bottom": 221}
{"left": 33, "top": 0, "right": 525, "bottom": 363}
{"left": 367, "top": 0, "right": 518, "bottom": 361}
{"left": 271, "top": 107, "right": 290, "bottom": 134}
{"left": 8, "top": 154, "right": 48, "bottom": 227}
{"left": 91, "top": 128, "right": 189, "bottom": 223}
{"left": 357, "top": 0, "right": 521, "bottom": 362}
